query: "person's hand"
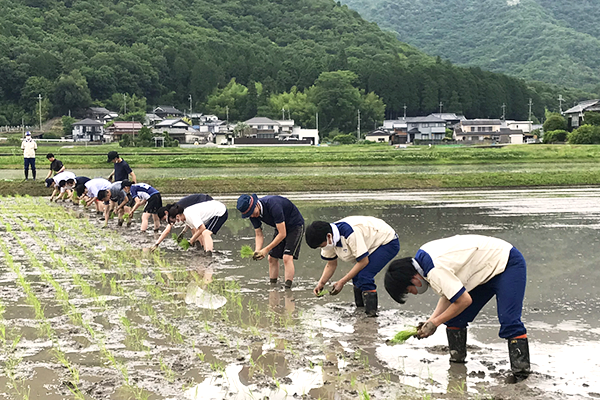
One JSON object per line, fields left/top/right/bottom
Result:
{"left": 150, "top": 244, "right": 158, "bottom": 252}
{"left": 253, "top": 249, "right": 268, "bottom": 260}
{"left": 417, "top": 321, "right": 437, "bottom": 339}
{"left": 313, "top": 282, "right": 325, "bottom": 296}
{"left": 176, "top": 232, "right": 185, "bottom": 242}
{"left": 329, "top": 281, "right": 345, "bottom": 296}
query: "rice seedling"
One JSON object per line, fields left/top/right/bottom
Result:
{"left": 389, "top": 326, "right": 418, "bottom": 344}
{"left": 240, "top": 245, "right": 255, "bottom": 259}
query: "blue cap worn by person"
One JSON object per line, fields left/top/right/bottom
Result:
{"left": 45, "top": 178, "right": 54, "bottom": 187}
{"left": 237, "top": 193, "right": 258, "bottom": 219}
{"left": 26, "top": 131, "right": 31, "bottom": 136}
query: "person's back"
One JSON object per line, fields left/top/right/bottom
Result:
{"left": 250, "top": 195, "right": 304, "bottom": 229}
{"left": 177, "top": 194, "right": 213, "bottom": 209}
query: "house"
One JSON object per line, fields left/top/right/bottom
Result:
{"left": 504, "top": 120, "right": 533, "bottom": 134}
{"left": 106, "top": 121, "right": 143, "bottom": 142}
{"left": 563, "top": 99, "right": 600, "bottom": 129}
{"left": 244, "top": 117, "right": 281, "bottom": 138}
{"left": 383, "top": 119, "right": 409, "bottom": 144}
{"left": 72, "top": 119, "right": 105, "bottom": 142}
{"left": 493, "top": 128, "right": 524, "bottom": 144}
{"left": 276, "top": 120, "right": 295, "bottom": 134}
{"left": 145, "top": 113, "right": 163, "bottom": 126}
{"left": 405, "top": 116, "right": 446, "bottom": 142}
{"left": 454, "top": 119, "right": 502, "bottom": 139}
{"left": 153, "top": 119, "right": 207, "bottom": 144}
{"left": 194, "top": 115, "right": 226, "bottom": 135}
{"left": 429, "top": 113, "right": 466, "bottom": 129}
{"left": 87, "top": 107, "right": 118, "bottom": 124}
{"left": 291, "top": 127, "right": 319, "bottom": 145}
{"left": 365, "top": 129, "right": 391, "bottom": 143}
{"left": 153, "top": 106, "right": 183, "bottom": 119}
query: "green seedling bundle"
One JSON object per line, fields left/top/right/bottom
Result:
{"left": 240, "top": 245, "right": 254, "bottom": 258}
{"left": 389, "top": 326, "right": 419, "bottom": 344}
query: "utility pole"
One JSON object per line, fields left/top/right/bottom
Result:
{"left": 226, "top": 106, "right": 229, "bottom": 132}
{"left": 528, "top": 98, "right": 533, "bottom": 121}
{"left": 316, "top": 112, "right": 319, "bottom": 130}
{"left": 558, "top": 95, "right": 564, "bottom": 114}
{"left": 501, "top": 103, "right": 506, "bottom": 120}
{"left": 189, "top": 94, "right": 193, "bottom": 117}
{"left": 282, "top": 107, "right": 286, "bottom": 120}
{"left": 123, "top": 94, "right": 127, "bottom": 115}
{"left": 439, "top": 101, "right": 443, "bottom": 114}
{"left": 357, "top": 109, "right": 361, "bottom": 140}
{"left": 403, "top": 104, "right": 407, "bottom": 119}
{"left": 37, "top": 94, "right": 43, "bottom": 132}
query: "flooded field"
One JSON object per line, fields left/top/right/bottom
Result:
{"left": 1, "top": 188, "right": 599, "bottom": 399}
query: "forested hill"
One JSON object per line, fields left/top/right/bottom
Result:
{"left": 341, "top": 0, "right": 600, "bottom": 92}
{"left": 0, "top": 0, "right": 590, "bottom": 129}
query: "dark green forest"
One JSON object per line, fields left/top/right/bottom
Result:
{"left": 0, "top": 0, "right": 591, "bottom": 132}
{"left": 342, "top": 0, "right": 600, "bottom": 93}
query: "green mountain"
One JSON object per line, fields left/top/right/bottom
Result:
{"left": 341, "top": 0, "right": 600, "bottom": 92}
{"left": 0, "top": 0, "right": 590, "bottom": 127}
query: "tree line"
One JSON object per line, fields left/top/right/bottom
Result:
{"left": 0, "top": 0, "right": 592, "bottom": 135}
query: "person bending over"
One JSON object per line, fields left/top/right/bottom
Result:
{"left": 384, "top": 234, "right": 530, "bottom": 381}
{"left": 305, "top": 216, "right": 399, "bottom": 316}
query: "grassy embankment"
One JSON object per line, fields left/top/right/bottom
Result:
{"left": 2, "top": 144, "right": 600, "bottom": 195}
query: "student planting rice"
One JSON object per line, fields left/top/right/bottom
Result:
{"left": 76, "top": 177, "right": 111, "bottom": 214}
{"left": 61, "top": 176, "right": 90, "bottom": 204}
{"left": 236, "top": 194, "right": 304, "bottom": 289}
{"left": 121, "top": 180, "right": 162, "bottom": 232}
{"left": 384, "top": 234, "right": 530, "bottom": 382}
{"left": 45, "top": 170, "right": 76, "bottom": 202}
{"left": 305, "top": 216, "right": 400, "bottom": 317}
{"left": 152, "top": 200, "right": 228, "bottom": 254}
{"left": 155, "top": 193, "right": 214, "bottom": 241}
{"left": 97, "top": 181, "right": 131, "bottom": 228}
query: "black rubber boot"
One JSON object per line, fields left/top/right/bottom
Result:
{"left": 284, "top": 279, "right": 293, "bottom": 289}
{"left": 446, "top": 328, "right": 467, "bottom": 363}
{"left": 24, "top": 169, "right": 29, "bottom": 180}
{"left": 32, "top": 168, "right": 36, "bottom": 180}
{"left": 354, "top": 286, "right": 364, "bottom": 307}
{"left": 362, "top": 291, "right": 378, "bottom": 317}
{"left": 269, "top": 278, "right": 278, "bottom": 284}
{"left": 508, "top": 338, "right": 530, "bottom": 382}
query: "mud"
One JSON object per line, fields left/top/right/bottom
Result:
{"left": 0, "top": 189, "right": 599, "bottom": 399}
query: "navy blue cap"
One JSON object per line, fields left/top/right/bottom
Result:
{"left": 237, "top": 194, "right": 258, "bottom": 218}
{"left": 45, "top": 178, "right": 54, "bottom": 187}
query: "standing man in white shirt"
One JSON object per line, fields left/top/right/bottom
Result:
{"left": 384, "top": 234, "right": 530, "bottom": 381}
{"left": 21, "top": 131, "right": 37, "bottom": 180}
{"left": 305, "top": 216, "right": 400, "bottom": 317}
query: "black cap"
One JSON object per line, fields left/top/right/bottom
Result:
{"left": 107, "top": 151, "right": 119, "bottom": 162}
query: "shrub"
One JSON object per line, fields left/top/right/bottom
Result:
{"left": 332, "top": 133, "right": 357, "bottom": 144}
{"left": 568, "top": 125, "right": 600, "bottom": 144}
{"left": 42, "top": 132, "right": 62, "bottom": 139}
{"left": 543, "top": 114, "right": 567, "bottom": 132}
{"left": 543, "top": 130, "right": 568, "bottom": 144}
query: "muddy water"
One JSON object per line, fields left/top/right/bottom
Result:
{"left": 1, "top": 189, "right": 599, "bottom": 400}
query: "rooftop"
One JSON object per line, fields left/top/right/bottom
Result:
{"left": 563, "top": 99, "right": 600, "bottom": 115}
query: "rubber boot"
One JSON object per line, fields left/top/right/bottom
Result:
{"left": 284, "top": 279, "right": 293, "bottom": 289}
{"left": 507, "top": 338, "right": 530, "bottom": 382}
{"left": 362, "top": 291, "right": 378, "bottom": 317}
{"left": 32, "top": 168, "right": 36, "bottom": 180}
{"left": 446, "top": 327, "right": 467, "bottom": 363}
{"left": 24, "top": 169, "right": 29, "bottom": 180}
{"left": 353, "top": 286, "right": 364, "bottom": 307}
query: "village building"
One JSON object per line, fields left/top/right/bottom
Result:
{"left": 563, "top": 99, "right": 600, "bottom": 129}
{"left": 153, "top": 119, "right": 208, "bottom": 144}
{"left": 153, "top": 106, "right": 183, "bottom": 119}
{"left": 72, "top": 119, "right": 104, "bottom": 142}
{"left": 105, "top": 121, "right": 143, "bottom": 142}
